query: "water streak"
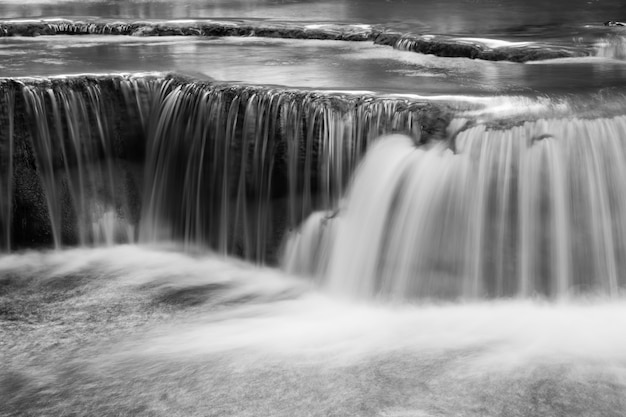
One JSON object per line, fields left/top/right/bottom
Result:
{"left": 1, "top": 75, "right": 438, "bottom": 262}
{"left": 0, "top": 88, "right": 14, "bottom": 250}
{"left": 8, "top": 74, "right": 626, "bottom": 301}
{"left": 139, "top": 83, "right": 427, "bottom": 262}
{"left": 285, "top": 117, "right": 626, "bottom": 299}
{"left": 7, "top": 76, "right": 153, "bottom": 247}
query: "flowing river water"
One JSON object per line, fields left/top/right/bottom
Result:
{"left": 3, "top": 1, "right": 626, "bottom": 416}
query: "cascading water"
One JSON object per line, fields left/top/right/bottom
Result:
{"left": 8, "top": 74, "right": 626, "bottom": 300}
{"left": 139, "top": 83, "right": 434, "bottom": 262}
{"left": 285, "top": 112, "right": 626, "bottom": 299}
{"left": 8, "top": 73, "right": 626, "bottom": 301}
{"left": 0, "top": 88, "right": 14, "bottom": 251}
{"left": 0, "top": 75, "right": 443, "bottom": 262}
{"left": 7, "top": 2, "right": 626, "bottom": 414}
{"left": 0, "top": 76, "right": 154, "bottom": 248}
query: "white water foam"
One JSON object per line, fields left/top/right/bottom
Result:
{"left": 135, "top": 294, "right": 626, "bottom": 372}
{"left": 285, "top": 116, "right": 626, "bottom": 300}
{"left": 4, "top": 246, "right": 626, "bottom": 374}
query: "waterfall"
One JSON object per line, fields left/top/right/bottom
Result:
{"left": 0, "top": 88, "right": 14, "bottom": 251}
{"left": 8, "top": 73, "right": 626, "bottom": 300}
{"left": 137, "top": 83, "right": 435, "bottom": 262}
{"left": 0, "top": 75, "right": 156, "bottom": 248}
{"left": 0, "top": 74, "right": 445, "bottom": 262}
{"left": 285, "top": 116, "right": 626, "bottom": 299}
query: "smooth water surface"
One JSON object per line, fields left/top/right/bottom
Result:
{"left": 4, "top": 35, "right": 626, "bottom": 95}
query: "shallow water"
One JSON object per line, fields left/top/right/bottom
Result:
{"left": 4, "top": 35, "right": 626, "bottom": 95}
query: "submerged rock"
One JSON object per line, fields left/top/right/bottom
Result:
{"left": 392, "top": 34, "right": 589, "bottom": 62}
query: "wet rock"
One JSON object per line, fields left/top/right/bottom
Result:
{"left": 131, "top": 26, "right": 157, "bottom": 36}
{"left": 0, "top": 18, "right": 593, "bottom": 62}
{"left": 393, "top": 34, "right": 588, "bottom": 62}
{"left": 371, "top": 31, "right": 402, "bottom": 46}
{"left": 605, "top": 21, "right": 626, "bottom": 27}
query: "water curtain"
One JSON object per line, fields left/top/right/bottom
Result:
{"left": 285, "top": 117, "right": 626, "bottom": 299}
{"left": 0, "top": 75, "right": 432, "bottom": 262}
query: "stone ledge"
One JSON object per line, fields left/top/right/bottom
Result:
{"left": 0, "top": 19, "right": 591, "bottom": 62}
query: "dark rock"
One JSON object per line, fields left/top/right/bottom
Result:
{"left": 392, "top": 33, "right": 588, "bottom": 62}
{"left": 605, "top": 21, "right": 626, "bottom": 27}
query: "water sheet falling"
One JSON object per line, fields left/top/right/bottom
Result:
{"left": 0, "top": 74, "right": 445, "bottom": 262}
{"left": 284, "top": 116, "right": 626, "bottom": 300}
{"left": 138, "top": 83, "right": 435, "bottom": 262}
{"left": 0, "top": 75, "right": 154, "bottom": 248}
{"left": 6, "top": 73, "right": 626, "bottom": 301}
{"left": 0, "top": 88, "right": 14, "bottom": 251}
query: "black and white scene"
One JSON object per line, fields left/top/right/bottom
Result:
{"left": 2, "top": 0, "right": 626, "bottom": 416}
